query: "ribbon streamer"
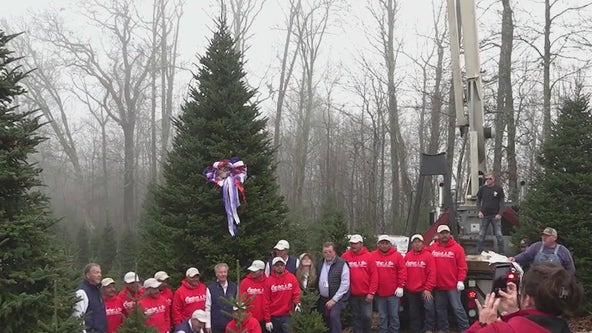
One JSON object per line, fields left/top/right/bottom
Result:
{"left": 204, "top": 158, "right": 247, "bottom": 236}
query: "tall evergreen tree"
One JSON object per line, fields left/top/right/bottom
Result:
{"left": 0, "top": 30, "right": 81, "bottom": 332}
{"left": 139, "top": 19, "right": 287, "bottom": 280}
{"left": 514, "top": 87, "right": 592, "bottom": 311}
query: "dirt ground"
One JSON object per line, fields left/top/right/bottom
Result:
{"left": 570, "top": 314, "right": 592, "bottom": 332}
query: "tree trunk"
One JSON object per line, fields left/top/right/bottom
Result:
{"left": 543, "top": 0, "right": 551, "bottom": 139}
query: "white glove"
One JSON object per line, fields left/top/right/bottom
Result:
{"left": 395, "top": 287, "right": 404, "bottom": 297}
{"left": 295, "top": 303, "right": 301, "bottom": 312}
{"left": 457, "top": 281, "right": 465, "bottom": 291}
{"left": 265, "top": 322, "right": 273, "bottom": 332}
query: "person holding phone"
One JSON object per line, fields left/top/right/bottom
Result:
{"left": 467, "top": 263, "right": 583, "bottom": 332}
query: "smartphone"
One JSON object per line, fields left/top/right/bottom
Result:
{"left": 491, "top": 263, "right": 519, "bottom": 297}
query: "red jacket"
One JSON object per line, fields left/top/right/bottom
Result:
{"left": 172, "top": 279, "right": 207, "bottom": 326}
{"left": 404, "top": 247, "right": 436, "bottom": 292}
{"left": 370, "top": 246, "right": 407, "bottom": 296}
{"left": 342, "top": 246, "right": 378, "bottom": 296}
{"left": 428, "top": 237, "right": 467, "bottom": 290}
{"left": 118, "top": 287, "right": 145, "bottom": 316}
{"left": 160, "top": 286, "right": 174, "bottom": 327}
{"left": 264, "top": 271, "right": 301, "bottom": 321}
{"left": 104, "top": 294, "right": 124, "bottom": 333}
{"left": 139, "top": 294, "right": 170, "bottom": 333}
{"left": 225, "top": 315, "right": 263, "bottom": 333}
{"left": 239, "top": 274, "right": 268, "bottom": 322}
{"left": 160, "top": 286, "right": 174, "bottom": 306}
{"left": 466, "top": 309, "right": 565, "bottom": 333}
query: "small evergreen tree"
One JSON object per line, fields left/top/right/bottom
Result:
{"left": 96, "top": 222, "right": 117, "bottom": 275}
{"left": 118, "top": 225, "right": 139, "bottom": 274}
{"left": 514, "top": 87, "right": 592, "bottom": 312}
{"left": 0, "top": 30, "right": 81, "bottom": 332}
{"left": 290, "top": 290, "right": 326, "bottom": 333}
{"left": 139, "top": 18, "right": 287, "bottom": 278}
{"left": 117, "top": 305, "right": 158, "bottom": 333}
{"left": 311, "top": 198, "right": 349, "bottom": 253}
{"left": 75, "top": 224, "right": 90, "bottom": 269}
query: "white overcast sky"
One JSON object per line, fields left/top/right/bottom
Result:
{"left": 4, "top": 0, "right": 582, "bottom": 118}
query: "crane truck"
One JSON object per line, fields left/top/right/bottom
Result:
{"left": 407, "top": 0, "right": 521, "bottom": 325}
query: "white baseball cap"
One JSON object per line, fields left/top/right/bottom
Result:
{"left": 143, "top": 278, "right": 162, "bottom": 289}
{"left": 123, "top": 272, "right": 140, "bottom": 284}
{"left": 437, "top": 225, "right": 451, "bottom": 233}
{"left": 101, "top": 277, "right": 115, "bottom": 287}
{"left": 349, "top": 234, "right": 363, "bottom": 243}
{"left": 272, "top": 257, "right": 286, "bottom": 265}
{"left": 410, "top": 234, "right": 424, "bottom": 242}
{"left": 247, "top": 260, "right": 265, "bottom": 272}
{"left": 186, "top": 267, "right": 200, "bottom": 277}
{"left": 192, "top": 309, "right": 209, "bottom": 322}
{"left": 377, "top": 235, "right": 391, "bottom": 243}
{"left": 274, "top": 240, "right": 290, "bottom": 250}
{"left": 154, "top": 271, "right": 170, "bottom": 281}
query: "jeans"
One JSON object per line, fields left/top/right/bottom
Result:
{"left": 271, "top": 315, "right": 291, "bottom": 333}
{"left": 375, "top": 295, "right": 400, "bottom": 333}
{"left": 434, "top": 289, "right": 469, "bottom": 332}
{"left": 477, "top": 215, "right": 504, "bottom": 253}
{"left": 349, "top": 295, "right": 373, "bottom": 333}
{"left": 406, "top": 291, "right": 435, "bottom": 333}
{"left": 317, "top": 297, "right": 346, "bottom": 333}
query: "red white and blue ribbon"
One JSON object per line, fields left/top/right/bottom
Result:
{"left": 204, "top": 158, "right": 247, "bottom": 236}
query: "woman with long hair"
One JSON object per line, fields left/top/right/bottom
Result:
{"left": 295, "top": 252, "right": 317, "bottom": 292}
{"left": 468, "top": 263, "right": 583, "bottom": 332}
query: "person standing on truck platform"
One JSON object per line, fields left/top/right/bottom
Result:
{"left": 429, "top": 225, "right": 470, "bottom": 333}
{"left": 476, "top": 171, "right": 505, "bottom": 254}
{"left": 509, "top": 227, "right": 575, "bottom": 273}
{"left": 404, "top": 234, "right": 436, "bottom": 333}
{"left": 342, "top": 234, "right": 378, "bottom": 333}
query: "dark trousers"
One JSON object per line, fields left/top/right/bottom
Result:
{"left": 349, "top": 295, "right": 372, "bottom": 333}
{"left": 406, "top": 291, "right": 435, "bottom": 333}
{"left": 317, "top": 296, "right": 346, "bottom": 333}
{"left": 271, "top": 315, "right": 292, "bottom": 333}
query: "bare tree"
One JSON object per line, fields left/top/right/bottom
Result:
{"left": 220, "top": 0, "right": 266, "bottom": 55}
{"left": 492, "top": 0, "right": 518, "bottom": 201}
{"left": 517, "top": 0, "right": 592, "bottom": 139}
{"left": 273, "top": 0, "right": 302, "bottom": 148}
{"left": 38, "top": 1, "right": 156, "bottom": 227}
{"left": 368, "top": 0, "right": 412, "bottom": 230}
{"left": 289, "top": 0, "right": 334, "bottom": 209}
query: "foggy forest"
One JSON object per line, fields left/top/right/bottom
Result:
{"left": 3, "top": 0, "right": 592, "bottom": 267}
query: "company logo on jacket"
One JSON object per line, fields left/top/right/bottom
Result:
{"left": 375, "top": 260, "right": 395, "bottom": 268}
{"left": 405, "top": 260, "right": 426, "bottom": 268}
{"left": 123, "top": 300, "right": 135, "bottom": 310}
{"left": 246, "top": 287, "right": 264, "bottom": 295}
{"left": 106, "top": 306, "right": 123, "bottom": 316}
{"left": 348, "top": 260, "right": 369, "bottom": 268}
{"left": 185, "top": 295, "right": 207, "bottom": 304}
{"left": 144, "top": 304, "right": 167, "bottom": 316}
{"left": 271, "top": 283, "right": 294, "bottom": 292}
{"left": 431, "top": 250, "right": 455, "bottom": 259}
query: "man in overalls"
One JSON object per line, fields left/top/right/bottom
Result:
{"left": 510, "top": 227, "right": 575, "bottom": 272}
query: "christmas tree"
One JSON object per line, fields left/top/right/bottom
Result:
{"left": 139, "top": 18, "right": 287, "bottom": 280}
{"left": 515, "top": 86, "right": 592, "bottom": 311}
{"left": 0, "top": 30, "right": 82, "bottom": 332}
